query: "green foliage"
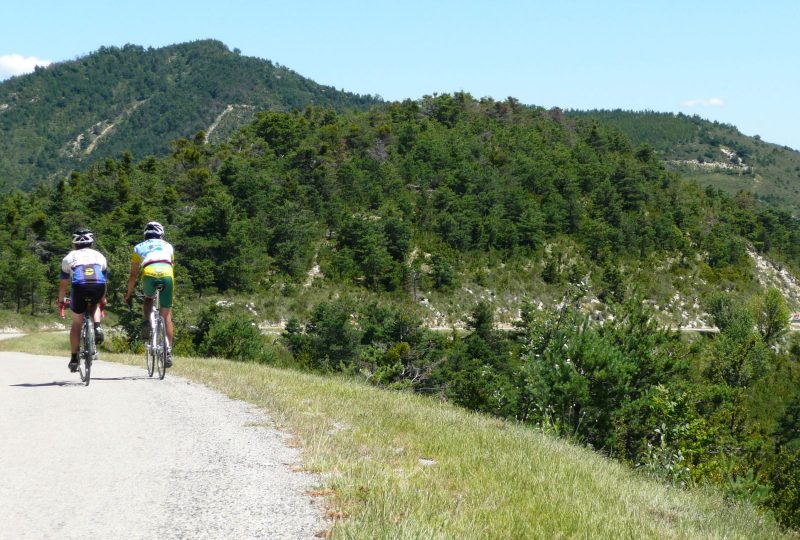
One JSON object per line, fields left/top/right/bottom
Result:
{"left": 567, "top": 109, "right": 800, "bottom": 215}
{"left": 281, "top": 317, "right": 307, "bottom": 358}
{"left": 775, "top": 394, "right": 800, "bottom": 452}
{"left": 333, "top": 214, "right": 403, "bottom": 290}
{"left": 304, "top": 298, "right": 363, "bottom": 371}
{"left": 197, "top": 309, "right": 266, "bottom": 362}
{"left": 466, "top": 301, "right": 494, "bottom": 339}
{"left": 755, "top": 288, "right": 790, "bottom": 345}
{"left": 0, "top": 40, "right": 379, "bottom": 191}
{"left": 706, "top": 291, "right": 740, "bottom": 333}
{"left": 5, "top": 92, "right": 800, "bottom": 316}
{"left": 515, "top": 295, "right": 687, "bottom": 452}
{"left": 636, "top": 422, "right": 693, "bottom": 488}
{"left": 283, "top": 297, "right": 444, "bottom": 385}
{"left": 705, "top": 318, "right": 772, "bottom": 389}
{"left": 598, "top": 262, "right": 624, "bottom": 303}
{"left": 768, "top": 447, "right": 800, "bottom": 529}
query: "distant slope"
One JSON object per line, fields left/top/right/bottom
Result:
{"left": 567, "top": 110, "right": 800, "bottom": 214}
{"left": 0, "top": 39, "right": 380, "bottom": 191}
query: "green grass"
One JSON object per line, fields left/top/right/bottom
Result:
{"left": 0, "top": 310, "right": 67, "bottom": 332}
{"left": 1, "top": 333, "right": 794, "bottom": 539}
{"left": 0, "top": 306, "right": 126, "bottom": 333}
{"left": 679, "top": 170, "right": 758, "bottom": 193}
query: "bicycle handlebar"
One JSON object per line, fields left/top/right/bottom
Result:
{"left": 59, "top": 298, "right": 70, "bottom": 319}
{"left": 59, "top": 298, "right": 107, "bottom": 319}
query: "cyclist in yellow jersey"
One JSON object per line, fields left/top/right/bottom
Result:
{"left": 124, "top": 221, "right": 175, "bottom": 367}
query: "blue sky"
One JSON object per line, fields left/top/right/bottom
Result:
{"left": 3, "top": 0, "right": 799, "bottom": 149}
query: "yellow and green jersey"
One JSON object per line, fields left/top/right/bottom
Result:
{"left": 133, "top": 238, "right": 174, "bottom": 278}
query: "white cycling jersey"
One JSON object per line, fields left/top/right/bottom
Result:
{"left": 60, "top": 248, "right": 108, "bottom": 285}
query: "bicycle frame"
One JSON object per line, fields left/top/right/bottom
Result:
{"left": 61, "top": 297, "right": 102, "bottom": 386}
{"left": 78, "top": 306, "right": 95, "bottom": 385}
{"left": 145, "top": 287, "right": 167, "bottom": 380}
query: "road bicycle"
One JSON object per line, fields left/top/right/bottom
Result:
{"left": 144, "top": 285, "right": 168, "bottom": 380}
{"left": 60, "top": 298, "right": 103, "bottom": 386}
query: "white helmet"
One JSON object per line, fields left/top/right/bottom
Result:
{"left": 144, "top": 221, "right": 164, "bottom": 239}
{"left": 72, "top": 228, "right": 94, "bottom": 247}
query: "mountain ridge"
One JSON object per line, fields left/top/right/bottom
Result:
{"left": 0, "top": 39, "right": 380, "bottom": 191}
{"left": 5, "top": 40, "right": 800, "bottom": 219}
{"left": 566, "top": 109, "right": 800, "bottom": 214}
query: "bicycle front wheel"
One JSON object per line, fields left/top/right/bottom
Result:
{"left": 155, "top": 317, "right": 166, "bottom": 380}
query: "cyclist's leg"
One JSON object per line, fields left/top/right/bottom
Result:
{"left": 159, "top": 309, "right": 173, "bottom": 368}
{"left": 85, "top": 284, "right": 105, "bottom": 344}
{"left": 158, "top": 276, "right": 175, "bottom": 346}
{"left": 90, "top": 298, "right": 102, "bottom": 323}
{"left": 68, "top": 286, "right": 86, "bottom": 370}
{"left": 69, "top": 312, "right": 82, "bottom": 354}
{"left": 160, "top": 307, "right": 173, "bottom": 346}
{"left": 142, "top": 296, "right": 153, "bottom": 319}
{"left": 157, "top": 276, "right": 175, "bottom": 366}
{"left": 142, "top": 276, "right": 157, "bottom": 338}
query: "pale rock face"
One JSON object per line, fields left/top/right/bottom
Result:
{"left": 749, "top": 247, "right": 800, "bottom": 309}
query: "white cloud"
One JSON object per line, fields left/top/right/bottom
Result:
{"left": 680, "top": 97, "right": 725, "bottom": 108}
{"left": 0, "top": 54, "right": 53, "bottom": 78}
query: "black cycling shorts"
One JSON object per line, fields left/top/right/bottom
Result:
{"left": 70, "top": 283, "right": 105, "bottom": 314}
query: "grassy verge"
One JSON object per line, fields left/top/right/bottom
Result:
{"left": 0, "top": 310, "right": 67, "bottom": 332}
{"left": 2, "top": 333, "right": 793, "bottom": 539}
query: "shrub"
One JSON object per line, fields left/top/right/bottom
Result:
{"left": 767, "top": 447, "right": 800, "bottom": 529}
{"left": 305, "top": 299, "right": 362, "bottom": 371}
{"left": 198, "top": 310, "right": 266, "bottom": 362}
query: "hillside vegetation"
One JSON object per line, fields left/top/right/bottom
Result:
{"left": 3, "top": 93, "right": 800, "bottom": 529}
{"left": 0, "top": 333, "right": 792, "bottom": 539}
{"left": 5, "top": 41, "right": 800, "bottom": 222}
{"left": 568, "top": 110, "right": 800, "bottom": 214}
{"left": 5, "top": 94, "right": 800, "bottom": 319}
{"left": 0, "top": 39, "right": 379, "bottom": 191}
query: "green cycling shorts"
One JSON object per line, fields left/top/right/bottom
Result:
{"left": 143, "top": 275, "right": 174, "bottom": 308}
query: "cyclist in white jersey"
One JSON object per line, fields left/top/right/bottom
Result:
{"left": 57, "top": 229, "right": 108, "bottom": 372}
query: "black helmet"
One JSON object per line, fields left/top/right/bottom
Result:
{"left": 72, "top": 228, "right": 94, "bottom": 248}
{"left": 144, "top": 221, "right": 164, "bottom": 239}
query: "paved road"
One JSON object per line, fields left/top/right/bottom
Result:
{"left": 0, "top": 350, "right": 325, "bottom": 539}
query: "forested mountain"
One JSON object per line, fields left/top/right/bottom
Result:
{"left": 3, "top": 93, "right": 800, "bottom": 528}
{"left": 6, "top": 93, "right": 800, "bottom": 326}
{"left": 5, "top": 40, "right": 800, "bottom": 220}
{"left": 568, "top": 110, "right": 800, "bottom": 214}
{"left": 0, "top": 39, "right": 379, "bottom": 191}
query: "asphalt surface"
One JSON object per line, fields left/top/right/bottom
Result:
{"left": 0, "top": 348, "right": 326, "bottom": 539}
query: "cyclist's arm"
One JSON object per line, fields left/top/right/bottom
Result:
{"left": 57, "top": 277, "right": 69, "bottom": 306}
{"left": 102, "top": 260, "right": 109, "bottom": 301}
{"left": 124, "top": 259, "right": 141, "bottom": 302}
{"left": 57, "top": 262, "right": 69, "bottom": 306}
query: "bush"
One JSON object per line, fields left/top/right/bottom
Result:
{"left": 767, "top": 447, "right": 800, "bottom": 529}
{"left": 197, "top": 310, "right": 266, "bottom": 362}
{"left": 304, "top": 298, "right": 362, "bottom": 371}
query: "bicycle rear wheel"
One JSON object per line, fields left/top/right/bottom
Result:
{"left": 80, "top": 318, "right": 94, "bottom": 386}
{"left": 155, "top": 317, "right": 166, "bottom": 380}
